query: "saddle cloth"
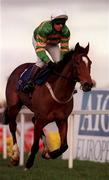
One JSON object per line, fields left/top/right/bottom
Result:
{"left": 17, "top": 64, "right": 52, "bottom": 91}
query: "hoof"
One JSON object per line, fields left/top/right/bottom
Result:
{"left": 24, "top": 168, "right": 28, "bottom": 171}
{"left": 25, "top": 161, "right": 33, "bottom": 169}
{"left": 25, "top": 154, "right": 35, "bottom": 169}
{"left": 42, "top": 151, "right": 50, "bottom": 160}
{"left": 11, "top": 158, "right": 19, "bottom": 166}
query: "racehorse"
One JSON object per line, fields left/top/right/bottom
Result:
{"left": 3, "top": 43, "right": 94, "bottom": 169}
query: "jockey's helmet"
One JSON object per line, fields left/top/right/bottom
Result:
{"left": 51, "top": 10, "right": 68, "bottom": 21}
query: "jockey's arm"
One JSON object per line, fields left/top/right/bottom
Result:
{"left": 35, "top": 34, "right": 50, "bottom": 63}
{"left": 60, "top": 26, "right": 70, "bottom": 60}
{"left": 60, "top": 37, "right": 70, "bottom": 60}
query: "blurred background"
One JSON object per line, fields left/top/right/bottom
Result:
{"left": 0, "top": 0, "right": 109, "bottom": 104}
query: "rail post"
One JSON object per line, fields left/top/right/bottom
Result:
{"left": 19, "top": 113, "right": 25, "bottom": 166}
{"left": 3, "top": 125, "right": 7, "bottom": 159}
{"left": 68, "top": 115, "right": 74, "bottom": 168}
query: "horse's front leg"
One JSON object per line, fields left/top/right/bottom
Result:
{"left": 49, "top": 119, "right": 68, "bottom": 159}
{"left": 25, "top": 120, "right": 43, "bottom": 169}
{"left": 57, "top": 119, "right": 68, "bottom": 152}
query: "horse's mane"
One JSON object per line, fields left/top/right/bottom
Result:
{"left": 63, "top": 49, "right": 75, "bottom": 61}
{"left": 55, "top": 43, "right": 89, "bottom": 70}
{"left": 55, "top": 48, "right": 75, "bottom": 71}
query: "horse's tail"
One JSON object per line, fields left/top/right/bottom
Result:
{"left": 2, "top": 108, "right": 9, "bottom": 125}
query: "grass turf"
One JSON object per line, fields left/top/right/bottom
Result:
{"left": 0, "top": 154, "right": 109, "bottom": 180}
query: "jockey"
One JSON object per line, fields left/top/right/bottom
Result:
{"left": 23, "top": 10, "right": 70, "bottom": 93}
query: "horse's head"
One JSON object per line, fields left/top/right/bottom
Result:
{"left": 73, "top": 43, "right": 95, "bottom": 92}
{"left": 52, "top": 43, "right": 95, "bottom": 92}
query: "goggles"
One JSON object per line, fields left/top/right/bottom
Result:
{"left": 52, "top": 18, "right": 66, "bottom": 26}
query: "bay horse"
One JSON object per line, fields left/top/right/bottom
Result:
{"left": 4, "top": 43, "right": 94, "bottom": 169}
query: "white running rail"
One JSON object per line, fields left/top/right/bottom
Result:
{"left": 0, "top": 108, "right": 109, "bottom": 168}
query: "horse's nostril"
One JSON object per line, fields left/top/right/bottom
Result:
{"left": 83, "top": 86, "right": 91, "bottom": 92}
{"left": 91, "top": 83, "right": 93, "bottom": 88}
{"left": 81, "top": 82, "right": 92, "bottom": 92}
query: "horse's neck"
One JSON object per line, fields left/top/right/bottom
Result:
{"left": 52, "top": 63, "right": 75, "bottom": 101}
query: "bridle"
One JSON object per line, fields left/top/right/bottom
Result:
{"left": 52, "top": 53, "right": 91, "bottom": 84}
{"left": 52, "top": 70, "right": 69, "bottom": 80}
{"left": 45, "top": 53, "right": 92, "bottom": 104}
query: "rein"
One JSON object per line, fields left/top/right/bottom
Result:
{"left": 52, "top": 54, "right": 77, "bottom": 83}
{"left": 53, "top": 70, "right": 70, "bottom": 81}
{"left": 45, "top": 82, "right": 74, "bottom": 104}
{"left": 52, "top": 69, "right": 77, "bottom": 84}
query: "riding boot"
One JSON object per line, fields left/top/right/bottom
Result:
{"left": 23, "top": 65, "right": 41, "bottom": 93}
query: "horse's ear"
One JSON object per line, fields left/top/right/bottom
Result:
{"left": 75, "top": 42, "right": 80, "bottom": 49}
{"left": 75, "top": 42, "right": 80, "bottom": 52}
{"left": 85, "top": 43, "right": 89, "bottom": 54}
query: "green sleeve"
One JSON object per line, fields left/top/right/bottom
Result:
{"left": 37, "top": 51, "right": 50, "bottom": 63}
{"left": 60, "top": 26, "right": 70, "bottom": 60}
{"left": 34, "top": 21, "right": 52, "bottom": 63}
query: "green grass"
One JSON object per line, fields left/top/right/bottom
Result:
{"left": 0, "top": 154, "right": 109, "bottom": 180}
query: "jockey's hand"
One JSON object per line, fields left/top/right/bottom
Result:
{"left": 48, "top": 61, "right": 55, "bottom": 69}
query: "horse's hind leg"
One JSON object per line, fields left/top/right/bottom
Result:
{"left": 4, "top": 104, "right": 22, "bottom": 165}
{"left": 49, "top": 119, "right": 68, "bottom": 159}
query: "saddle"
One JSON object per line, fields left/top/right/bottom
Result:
{"left": 17, "top": 64, "right": 52, "bottom": 92}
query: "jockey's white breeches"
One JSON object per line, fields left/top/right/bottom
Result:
{"left": 32, "top": 37, "right": 60, "bottom": 68}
